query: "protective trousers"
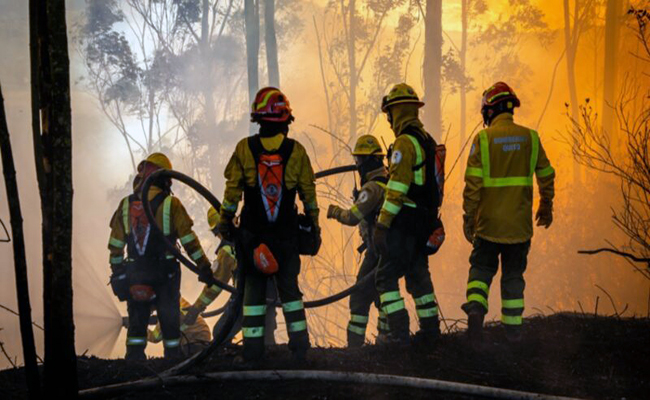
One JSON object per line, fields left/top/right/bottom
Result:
{"left": 375, "top": 222, "right": 439, "bottom": 341}
{"left": 462, "top": 238, "right": 531, "bottom": 328}
{"left": 241, "top": 235, "right": 309, "bottom": 360}
{"left": 347, "top": 247, "right": 387, "bottom": 347}
{"left": 126, "top": 263, "right": 181, "bottom": 358}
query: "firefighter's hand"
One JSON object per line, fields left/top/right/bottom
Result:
{"left": 373, "top": 224, "right": 389, "bottom": 255}
{"left": 327, "top": 205, "right": 341, "bottom": 219}
{"left": 216, "top": 215, "right": 234, "bottom": 242}
{"left": 535, "top": 199, "right": 553, "bottom": 229}
{"left": 198, "top": 263, "right": 214, "bottom": 285}
{"left": 182, "top": 305, "right": 202, "bottom": 326}
{"left": 463, "top": 214, "right": 476, "bottom": 244}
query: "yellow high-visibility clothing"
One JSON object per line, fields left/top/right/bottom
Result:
{"left": 107, "top": 186, "right": 211, "bottom": 269}
{"left": 330, "top": 168, "right": 387, "bottom": 227}
{"left": 148, "top": 297, "right": 211, "bottom": 344}
{"left": 463, "top": 113, "right": 555, "bottom": 243}
{"left": 219, "top": 133, "right": 319, "bottom": 225}
{"left": 192, "top": 243, "right": 237, "bottom": 310}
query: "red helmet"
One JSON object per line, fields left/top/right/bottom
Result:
{"left": 481, "top": 82, "right": 520, "bottom": 110}
{"left": 251, "top": 87, "right": 293, "bottom": 123}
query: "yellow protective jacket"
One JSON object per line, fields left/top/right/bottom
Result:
{"left": 148, "top": 297, "right": 211, "bottom": 344}
{"left": 192, "top": 242, "right": 237, "bottom": 310}
{"left": 378, "top": 106, "right": 432, "bottom": 228}
{"left": 108, "top": 186, "right": 211, "bottom": 269}
{"left": 219, "top": 133, "right": 319, "bottom": 225}
{"left": 463, "top": 113, "right": 556, "bottom": 244}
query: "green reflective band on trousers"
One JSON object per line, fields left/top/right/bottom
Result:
{"left": 381, "top": 200, "right": 401, "bottom": 215}
{"left": 126, "top": 337, "right": 146, "bottom": 345}
{"left": 414, "top": 293, "right": 436, "bottom": 306}
{"left": 501, "top": 315, "right": 523, "bottom": 325}
{"left": 163, "top": 197, "right": 172, "bottom": 235}
{"left": 468, "top": 280, "right": 490, "bottom": 296}
{"left": 416, "top": 307, "right": 439, "bottom": 318}
{"left": 537, "top": 165, "right": 555, "bottom": 178}
{"left": 288, "top": 320, "right": 307, "bottom": 332}
{"left": 502, "top": 298, "right": 524, "bottom": 309}
{"left": 383, "top": 299, "right": 405, "bottom": 314}
{"left": 350, "top": 314, "right": 369, "bottom": 324}
{"left": 110, "top": 256, "right": 124, "bottom": 265}
{"left": 387, "top": 180, "right": 409, "bottom": 194}
{"left": 478, "top": 130, "right": 540, "bottom": 187}
{"left": 164, "top": 338, "right": 180, "bottom": 348}
{"left": 180, "top": 232, "right": 197, "bottom": 245}
{"left": 467, "top": 293, "right": 488, "bottom": 310}
{"left": 378, "top": 321, "right": 390, "bottom": 331}
{"left": 109, "top": 237, "right": 125, "bottom": 248}
{"left": 242, "top": 327, "right": 265, "bottom": 338}
{"left": 122, "top": 198, "right": 130, "bottom": 234}
{"left": 191, "top": 249, "right": 205, "bottom": 261}
{"left": 347, "top": 323, "right": 366, "bottom": 336}
{"left": 244, "top": 305, "right": 267, "bottom": 316}
{"left": 282, "top": 300, "right": 304, "bottom": 313}
{"left": 380, "top": 291, "right": 402, "bottom": 303}
{"left": 405, "top": 135, "right": 424, "bottom": 185}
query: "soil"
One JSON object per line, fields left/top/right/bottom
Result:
{"left": 0, "top": 313, "right": 648, "bottom": 399}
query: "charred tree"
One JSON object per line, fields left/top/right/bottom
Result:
{"left": 30, "top": 0, "right": 78, "bottom": 397}
{"left": 602, "top": 0, "right": 624, "bottom": 136}
{"left": 265, "top": 0, "right": 280, "bottom": 86}
{"left": 0, "top": 84, "right": 41, "bottom": 399}
{"left": 423, "top": 0, "right": 442, "bottom": 140}
{"left": 460, "top": 0, "right": 468, "bottom": 145}
{"left": 245, "top": 0, "right": 260, "bottom": 134}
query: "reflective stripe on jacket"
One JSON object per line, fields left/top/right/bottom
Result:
{"left": 192, "top": 243, "right": 237, "bottom": 309}
{"left": 463, "top": 113, "right": 555, "bottom": 243}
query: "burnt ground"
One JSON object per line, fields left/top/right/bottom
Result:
{"left": 0, "top": 313, "right": 648, "bottom": 399}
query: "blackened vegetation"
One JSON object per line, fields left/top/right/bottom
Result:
{"left": 1, "top": 314, "right": 648, "bottom": 399}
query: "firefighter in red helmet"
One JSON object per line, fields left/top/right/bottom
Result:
{"left": 216, "top": 87, "right": 321, "bottom": 363}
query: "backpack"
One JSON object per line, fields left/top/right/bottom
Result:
{"left": 125, "top": 192, "right": 168, "bottom": 259}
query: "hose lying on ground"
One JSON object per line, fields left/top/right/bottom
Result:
{"left": 78, "top": 369, "right": 584, "bottom": 400}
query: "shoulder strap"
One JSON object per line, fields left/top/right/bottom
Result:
{"left": 277, "top": 137, "right": 295, "bottom": 164}
{"left": 247, "top": 135, "right": 264, "bottom": 163}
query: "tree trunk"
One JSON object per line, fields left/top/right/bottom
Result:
{"left": 564, "top": 0, "right": 581, "bottom": 185}
{"left": 264, "top": 0, "right": 279, "bottom": 87}
{"left": 245, "top": 0, "right": 260, "bottom": 135}
{"left": 0, "top": 84, "right": 41, "bottom": 400}
{"left": 348, "top": 0, "right": 357, "bottom": 140}
{"left": 423, "top": 0, "right": 442, "bottom": 141}
{"left": 200, "top": 0, "right": 219, "bottom": 190}
{"left": 32, "top": 0, "right": 78, "bottom": 397}
{"left": 459, "top": 0, "right": 467, "bottom": 146}
{"left": 602, "top": 0, "right": 623, "bottom": 136}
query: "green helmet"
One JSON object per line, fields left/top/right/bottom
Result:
{"left": 352, "top": 135, "right": 384, "bottom": 156}
{"left": 381, "top": 83, "right": 425, "bottom": 112}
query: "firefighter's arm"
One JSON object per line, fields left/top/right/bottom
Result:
{"left": 534, "top": 139, "right": 555, "bottom": 203}
{"left": 295, "top": 144, "right": 320, "bottom": 226}
{"left": 463, "top": 135, "right": 483, "bottom": 218}
{"left": 329, "top": 182, "right": 384, "bottom": 226}
{"left": 378, "top": 137, "right": 415, "bottom": 228}
{"left": 108, "top": 198, "right": 128, "bottom": 268}
{"left": 192, "top": 244, "right": 236, "bottom": 310}
{"left": 172, "top": 197, "right": 211, "bottom": 269}
{"left": 219, "top": 144, "right": 246, "bottom": 223}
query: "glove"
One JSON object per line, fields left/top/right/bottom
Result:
{"left": 373, "top": 224, "right": 389, "bottom": 255}
{"left": 463, "top": 214, "right": 476, "bottom": 244}
{"left": 182, "top": 305, "right": 202, "bottom": 326}
{"left": 216, "top": 215, "right": 234, "bottom": 242}
{"left": 197, "top": 263, "right": 214, "bottom": 285}
{"left": 327, "top": 205, "right": 341, "bottom": 219}
{"left": 536, "top": 199, "right": 553, "bottom": 229}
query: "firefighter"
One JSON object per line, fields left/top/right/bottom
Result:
{"left": 108, "top": 153, "right": 212, "bottom": 360}
{"left": 148, "top": 297, "right": 211, "bottom": 355}
{"left": 373, "top": 83, "right": 442, "bottom": 345}
{"left": 215, "top": 87, "right": 320, "bottom": 362}
{"left": 326, "top": 135, "right": 391, "bottom": 347}
{"left": 462, "top": 82, "right": 555, "bottom": 344}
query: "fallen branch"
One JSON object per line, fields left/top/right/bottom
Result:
{"left": 0, "top": 303, "right": 44, "bottom": 331}
{"left": 578, "top": 248, "right": 650, "bottom": 265}
{"left": 78, "top": 369, "right": 585, "bottom": 400}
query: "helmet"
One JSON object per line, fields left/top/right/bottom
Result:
{"left": 141, "top": 152, "right": 172, "bottom": 170}
{"left": 481, "top": 82, "right": 520, "bottom": 111}
{"left": 207, "top": 206, "right": 219, "bottom": 231}
{"left": 251, "top": 87, "right": 293, "bottom": 123}
{"left": 253, "top": 243, "right": 279, "bottom": 275}
{"left": 381, "top": 83, "right": 425, "bottom": 113}
{"left": 352, "top": 135, "right": 384, "bottom": 156}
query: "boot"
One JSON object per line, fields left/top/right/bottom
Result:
{"left": 467, "top": 310, "right": 485, "bottom": 349}
{"left": 386, "top": 311, "right": 410, "bottom": 346}
{"left": 125, "top": 345, "right": 146, "bottom": 361}
{"left": 413, "top": 317, "right": 440, "bottom": 346}
{"left": 504, "top": 326, "right": 522, "bottom": 344}
{"left": 375, "top": 330, "right": 391, "bottom": 345}
{"left": 347, "top": 330, "right": 365, "bottom": 348}
{"left": 164, "top": 346, "right": 182, "bottom": 360}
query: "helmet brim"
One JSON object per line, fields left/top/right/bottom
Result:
{"left": 381, "top": 99, "right": 425, "bottom": 113}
